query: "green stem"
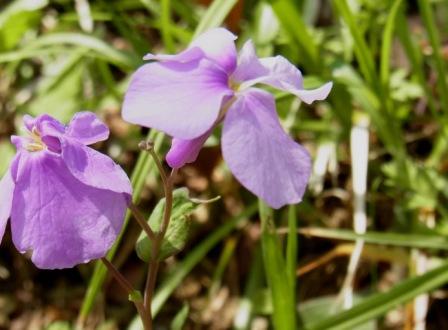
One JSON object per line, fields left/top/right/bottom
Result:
{"left": 100, "top": 258, "right": 151, "bottom": 330}
{"left": 142, "top": 146, "right": 178, "bottom": 327}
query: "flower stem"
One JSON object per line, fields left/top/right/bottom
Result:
{"left": 144, "top": 168, "right": 177, "bottom": 310}
{"left": 100, "top": 258, "right": 151, "bottom": 330}
{"left": 128, "top": 202, "right": 156, "bottom": 241}
{"left": 139, "top": 141, "right": 178, "bottom": 327}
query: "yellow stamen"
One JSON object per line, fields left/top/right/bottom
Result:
{"left": 25, "top": 127, "right": 46, "bottom": 152}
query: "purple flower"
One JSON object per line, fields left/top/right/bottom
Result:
{"left": 0, "top": 112, "right": 132, "bottom": 269}
{"left": 123, "top": 28, "right": 332, "bottom": 209}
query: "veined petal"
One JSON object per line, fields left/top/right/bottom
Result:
{"left": 0, "top": 169, "right": 14, "bottom": 243}
{"left": 66, "top": 111, "right": 109, "bottom": 145}
{"left": 222, "top": 89, "right": 311, "bottom": 209}
{"left": 11, "top": 151, "right": 127, "bottom": 269}
{"left": 61, "top": 138, "right": 132, "bottom": 196}
{"left": 122, "top": 58, "right": 233, "bottom": 139}
{"left": 166, "top": 128, "right": 213, "bottom": 168}
{"left": 238, "top": 55, "right": 332, "bottom": 104}
{"left": 189, "top": 28, "right": 237, "bottom": 73}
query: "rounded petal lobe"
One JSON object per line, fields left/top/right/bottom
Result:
{"left": 11, "top": 151, "right": 127, "bottom": 269}
{"left": 122, "top": 59, "right": 233, "bottom": 139}
{"left": 0, "top": 169, "right": 14, "bottom": 243}
{"left": 189, "top": 28, "right": 237, "bottom": 73}
{"left": 61, "top": 138, "right": 132, "bottom": 197}
{"left": 222, "top": 89, "right": 311, "bottom": 209}
{"left": 66, "top": 111, "right": 109, "bottom": 145}
{"left": 166, "top": 128, "right": 213, "bottom": 168}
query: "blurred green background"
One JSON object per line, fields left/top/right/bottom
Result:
{"left": 1, "top": 0, "right": 448, "bottom": 329}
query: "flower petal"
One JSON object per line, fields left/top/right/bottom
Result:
{"left": 23, "top": 114, "right": 65, "bottom": 136}
{"left": 122, "top": 59, "right": 233, "bottom": 139}
{"left": 289, "top": 81, "right": 333, "bottom": 104}
{"left": 0, "top": 169, "right": 14, "bottom": 242}
{"left": 238, "top": 55, "right": 332, "bottom": 104}
{"left": 189, "top": 28, "right": 237, "bottom": 73}
{"left": 11, "top": 151, "right": 127, "bottom": 269}
{"left": 143, "top": 47, "right": 204, "bottom": 63}
{"left": 66, "top": 111, "right": 109, "bottom": 145}
{"left": 166, "top": 128, "right": 213, "bottom": 168}
{"left": 231, "top": 40, "right": 269, "bottom": 83}
{"left": 222, "top": 89, "right": 311, "bottom": 209}
{"left": 61, "top": 138, "right": 132, "bottom": 196}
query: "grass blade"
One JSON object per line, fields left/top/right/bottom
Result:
{"left": 27, "top": 33, "right": 140, "bottom": 69}
{"left": 332, "top": 0, "right": 377, "bottom": 89}
{"left": 269, "top": 0, "right": 320, "bottom": 71}
{"left": 380, "top": 0, "right": 403, "bottom": 92}
{"left": 308, "top": 261, "right": 448, "bottom": 330}
{"left": 417, "top": 0, "right": 448, "bottom": 114}
{"left": 299, "top": 227, "right": 448, "bottom": 250}
{"left": 161, "top": 0, "right": 175, "bottom": 52}
{"left": 194, "top": 0, "right": 238, "bottom": 37}
{"left": 259, "top": 200, "right": 296, "bottom": 329}
{"left": 286, "top": 205, "right": 298, "bottom": 293}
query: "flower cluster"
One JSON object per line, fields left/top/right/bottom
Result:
{"left": 123, "top": 28, "right": 332, "bottom": 208}
{"left": 0, "top": 112, "right": 132, "bottom": 269}
{"left": 0, "top": 27, "right": 332, "bottom": 270}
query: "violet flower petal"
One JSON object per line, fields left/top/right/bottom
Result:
{"left": 234, "top": 43, "right": 332, "bottom": 104}
{"left": 123, "top": 59, "right": 233, "bottom": 139}
{"left": 189, "top": 28, "right": 238, "bottom": 73}
{"left": 143, "top": 47, "right": 205, "bottom": 63}
{"left": 0, "top": 170, "right": 14, "bottom": 242}
{"left": 61, "top": 138, "right": 132, "bottom": 196}
{"left": 11, "top": 151, "right": 127, "bottom": 269}
{"left": 222, "top": 89, "right": 311, "bottom": 209}
{"left": 66, "top": 111, "right": 109, "bottom": 145}
{"left": 231, "top": 40, "right": 269, "bottom": 82}
{"left": 144, "top": 28, "right": 237, "bottom": 73}
{"left": 166, "top": 128, "right": 213, "bottom": 168}
{"left": 24, "top": 114, "right": 66, "bottom": 136}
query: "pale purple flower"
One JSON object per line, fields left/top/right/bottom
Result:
{"left": 123, "top": 28, "right": 332, "bottom": 209}
{"left": 0, "top": 112, "right": 132, "bottom": 269}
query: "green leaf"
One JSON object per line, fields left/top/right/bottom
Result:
{"left": 170, "top": 304, "right": 189, "bottom": 330}
{"left": 136, "top": 188, "right": 195, "bottom": 262}
{"left": 418, "top": 0, "right": 448, "bottom": 115}
{"left": 269, "top": 0, "right": 319, "bottom": 71}
{"left": 379, "top": 0, "right": 403, "bottom": 92}
{"left": 193, "top": 0, "right": 238, "bottom": 37}
{"left": 299, "top": 227, "right": 448, "bottom": 250}
{"left": 308, "top": 261, "right": 448, "bottom": 330}
{"left": 299, "top": 295, "right": 375, "bottom": 330}
{"left": 26, "top": 33, "right": 140, "bottom": 69}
